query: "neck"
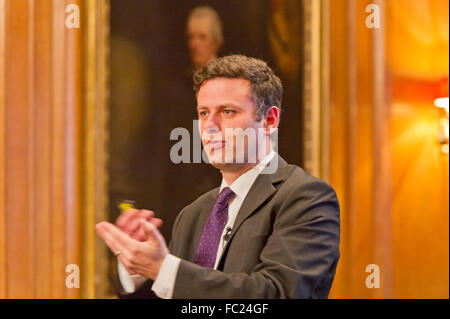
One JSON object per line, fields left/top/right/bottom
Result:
{"left": 220, "top": 148, "right": 272, "bottom": 185}
{"left": 221, "top": 163, "right": 256, "bottom": 185}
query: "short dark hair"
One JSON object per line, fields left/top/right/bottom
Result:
{"left": 193, "top": 55, "right": 283, "bottom": 120}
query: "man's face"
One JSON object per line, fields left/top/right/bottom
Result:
{"left": 187, "top": 17, "right": 218, "bottom": 68}
{"left": 197, "top": 78, "right": 266, "bottom": 171}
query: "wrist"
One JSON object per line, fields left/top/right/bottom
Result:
{"left": 148, "top": 253, "right": 168, "bottom": 280}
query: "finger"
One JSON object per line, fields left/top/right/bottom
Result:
{"left": 96, "top": 221, "right": 136, "bottom": 252}
{"left": 140, "top": 209, "right": 155, "bottom": 221}
{"left": 118, "top": 210, "right": 155, "bottom": 234}
{"left": 141, "top": 220, "right": 166, "bottom": 246}
{"left": 124, "top": 214, "right": 146, "bottom": 235}
{"left": 116, "top": 209, "right": 140, "bottom": 228}
{"left": 96, "top": 222, "right": 125, "bottom": 255}
{"left": 150, "top": 217, "right": 163, "bottom": 228}
{"left": 133, "top": 216, "right": 163, "bottom": 230}
{"left": 131, "top": 226, "right": 147, "bottom": 242}
{"left": 124, "top": 211, "right": 157, "bottom": 235}
{"left": 98, "top": 229, "right": 135, "bottom": 275}
{"left": 130, "top": 217, "right": 161, "bottom": 241}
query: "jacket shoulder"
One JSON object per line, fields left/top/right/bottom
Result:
{"left": 275, "top": 163, "right": 340, "bottom": 219}
{"left": 176, "top": 187, "right": 218, "bottom": 221}
{"left": 284, "top": 164, "right": 337, "bottom": 195}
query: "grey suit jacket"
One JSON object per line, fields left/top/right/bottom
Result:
{"left": 122, "top": 155, "right": 340, "bottom": 299}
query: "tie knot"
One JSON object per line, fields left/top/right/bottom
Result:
{"left": 216, "top": 187, "right": 235, "bottom": 206}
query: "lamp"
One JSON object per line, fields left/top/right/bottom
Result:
{"left": 434, "top": 97, "right": 449, "bottom": 154}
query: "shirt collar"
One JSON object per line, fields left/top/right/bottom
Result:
{"left": 219, "top": 150, "right": 276, "bottom": 200}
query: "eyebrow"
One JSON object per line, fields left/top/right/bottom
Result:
{"left": 197, "top": 103, "right": 242, "bottom": 110}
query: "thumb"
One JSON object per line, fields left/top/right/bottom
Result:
{"left": 141, "top": 220, "right": 165, "bottom": 244}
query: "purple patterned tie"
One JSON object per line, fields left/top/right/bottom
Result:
{"left": 194, "top": 187, "right": 235, "bottom": 268}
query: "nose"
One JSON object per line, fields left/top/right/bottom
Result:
{"left": 203, "top": 112, "right": 220, "bottom": 131}
{"left": 189, "top": 38, "right": 197, "bottom": 50}
{"left": 189, "top": 36, "right": 201, "bottom": 51}
{"left": 201, "top": 113, "right": 222, "bottom": 141}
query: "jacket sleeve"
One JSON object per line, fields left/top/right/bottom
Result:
{"left": 172, "top": 178, "right": 340, "bottom": 299}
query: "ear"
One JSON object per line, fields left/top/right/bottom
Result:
{"left": 263, "top": 106, "right": 280, "bottom": 136}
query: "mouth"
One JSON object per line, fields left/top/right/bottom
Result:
{"left": 205, "top": 140, "right": 225, "bottom": 150}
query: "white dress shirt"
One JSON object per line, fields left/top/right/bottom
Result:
{"left": 119, "top": 150, "right": 276, "bottom": 298}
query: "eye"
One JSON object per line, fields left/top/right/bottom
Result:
{"left": 223, "top": 109, "right": 235, "bottom": 115}
{"left": 199, "top": 111, "right": 208, "bottom": 117}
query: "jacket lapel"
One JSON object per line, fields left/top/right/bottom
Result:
{"left": 217, "top": 155, "right": 291, "bottom": 266}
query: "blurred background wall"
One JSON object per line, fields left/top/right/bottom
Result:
{"left": 326, "top": 0, "right": 449, "bottom": 299}
{"left": 0, "top": 0, "right": 108, "bottom": 298}
{"left": 0, "top": 0, "right": 448, "bottom": 298}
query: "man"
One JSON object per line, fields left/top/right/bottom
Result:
{"left": 96, "top": 55, "right": 340, "bottom": 298}
{"left": 186, "top": 6, "right": 223, "bottom": 69}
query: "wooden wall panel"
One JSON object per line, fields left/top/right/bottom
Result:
{"left": 81, "top": 0, "right": 110, "bottom": 298}
{"left": 0, "top": 0, "right": 7, "bottom": 299}
{"left": 327, "top": 0, "right": 448, "bottom": 298}
{"left": 62, "top": 0, "right": 82, "bottom": 299}
{"left": 327, "top": 0, "right": 351, "bottom": 298}
{"left": 5, "top": 0, "right": 33, "bottom": 297}
{"left": 0, "top": 0, "right": 83, "bottom": 298}
{"left": 33, "top": 0, "right": 52, "bottom": 299}
{"left": 371, "top": 0, "right": 392, "bottom": 299}
{"left": 391, "top": 100, "right": 449, "bottom": 298}
{"left": 328, "top": 0, "right": 385, "bottom": 299}
{"left": 387, "top": 1, "right": 449, "bottom": 299}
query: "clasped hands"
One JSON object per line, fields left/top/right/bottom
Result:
{"left": 95, "top": 209, "right": 168, "bottom": 280}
